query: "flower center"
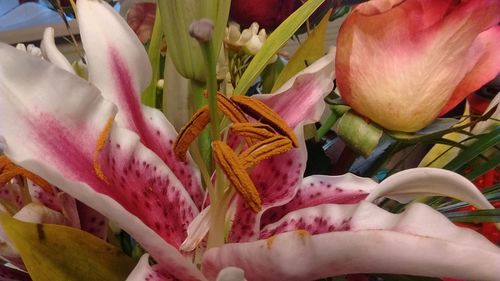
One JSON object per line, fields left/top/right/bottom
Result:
{"left": 173, "top": 93, "right": 297, "bottom": 212}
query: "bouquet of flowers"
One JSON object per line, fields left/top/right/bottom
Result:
{"left": 0, "top": 0, "right": 498, "bottom": 280}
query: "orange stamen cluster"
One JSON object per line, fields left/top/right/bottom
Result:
{"left": 0, "top": 155, "right": 53, "bottom": 194}
{"left": 174, "top": 93, "right": 297, "bottom": 213}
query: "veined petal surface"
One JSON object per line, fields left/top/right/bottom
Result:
{"left": 0, "top": 44, "right": 204, "bottom": 281}
{"left": 77, "top": 0, "right": 204, "bottom": 208}
{"left": 204, "top": 202, "right": 500, "bottom": 281}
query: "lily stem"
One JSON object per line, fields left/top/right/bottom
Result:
{"left": 198, "top": 35, "right": 226, "bottom": 248}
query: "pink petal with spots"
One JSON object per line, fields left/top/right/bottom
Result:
{"left": 228, "top": 51, "right": 335, "bottom": 243}
{"left": 0, "top": 182, "right": 26, "bottom": 213}
{"left": 28, "top": 182, "right": 81, "bottom": 228}
{"left": 77, "top": 0, "right": 204, "bottom": 208}
{"left": 0, "top": 266, "right": 30, "bottom": 281}
{"left": 28, "top": 182, "right": 62, "bottom": 212}
{"left": 204, "top": 202, "right": 500, "bottom": 281}
{"left": 255, "top": 48, "right": 335, "bottom": 129}
{"left": 0, "top": 45, "right": 204, "bottom": 280}
{"left": 228, "top": 127, "right": 306, "bottom": 242}
{"left": 56, "top": 192, "right": 80, "bottom": 229}
{"left": 77, "top": 201, "right": 108, "bottom": 239}
{"left": 261, "top": 174, "right": 377, "bottom": 226}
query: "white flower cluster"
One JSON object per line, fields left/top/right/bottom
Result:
{"left": 224, "top": 22, "right": 268, "bottom": 55}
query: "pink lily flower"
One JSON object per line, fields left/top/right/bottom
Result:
{"left": 0, "top": 1, "right": 498, "bottom": 280}
{"left": 336, "top": 0, "right": 500, "bottom": 132}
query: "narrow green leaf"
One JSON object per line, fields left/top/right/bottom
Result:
{"left": 0, "top": 213, "right": 136, "bottom": 281}
{"left": 465, "top": 152, "right": 500, "bottom": 180}
{"left": 446, "top": 209, "right": 500, "bottom": 223}
{"left": 271, "top": 9, "right": 331, "bottom": 92}
{"left": 444, "top": 127, "right": 500, "bottom": 171}
{"left": 142, "top": 6, "right": 163, "bottom": 107}
{"left": 234, "top": 0, "right": 326, "bottom": 95}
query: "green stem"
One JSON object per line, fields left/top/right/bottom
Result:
{"left": 197, "top": 37, "right": 226, "bottom": 249}
{"left": 316, "top": 110, "right": 339, "bottom": 141}
{"left": 142, "top": 6, "right": 164, "bottom": 108}
{"left": 199, "top": 41, "right": 220, "bottom": 143}
{"left": 188, "top": 80, "right": 212, "bottom": 172}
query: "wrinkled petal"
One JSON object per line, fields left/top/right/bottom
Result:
{"left": 40, "top": 27, "right": 75, "bottom": 74}
{"left": 0, "top": 45, "right": 204, "bottom": 280}
{"left": 228, "top": 50, "right": 335, "bottom": 242}
{"left": 336, "top": 0, "right": 500, "bottom": 132}
{"left": 261, "top": 173, "right": 376, "bottom": 226}
{"left": 365, "top": 168, "right": 495, "bottom": 210}
{"left": 203, "top": 202, "right": 500, "bottom": 281}
{"left": 77, "top": 0, "right": 204, "bottom": 208}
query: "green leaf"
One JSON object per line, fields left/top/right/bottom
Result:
{"left": 0, "top": 213, "right": 136, "bottom": 281}
{"left": 271, "top": 9, "right": 331, "bottom": 92}
{"left": 142, "top": 6, "right": 164, "bottom": 108}
{"left": 445, "top": 209, "right": 500, "bottom": 223}
{"left": 465, "top": 151, "right": 500, "bottom": 180}
{"left": 444, "top": 127, "right": 500, "bottom": 172}
{"left": 234, "top": 0, "right": 326, "bottom": 95}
